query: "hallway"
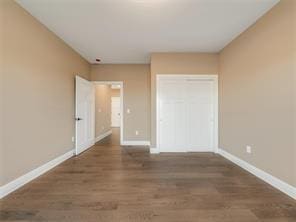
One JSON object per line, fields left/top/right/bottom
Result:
{"left": 96, "top": 127, "right": 120, "bottom": 146}
{"left": 1, "top": 139, "right": 296, "bottom": 221}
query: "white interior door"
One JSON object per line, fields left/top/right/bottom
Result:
{"left": 75, "top": 76, "right": 95, "bottom": 155}
{"left": 111, "top": 97, "right": 121, "bottom": 127}
{"left": 158, "top": 76, "right": 216, "bottom": 153}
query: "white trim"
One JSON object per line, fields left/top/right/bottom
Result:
{"left": 93, "top": 81, "right": 124, "bottom": 146}
{"left": 156, "top": 74, "right": 218, "bottom": 153}
{"left": 218, "top": 148, "right": 296, "bottom": 200}
{"left": 0, "top": 149, "right": 74, "bottom": 199}
{"left": 150, "top": 147, "right": 160, "bottom": 154}
{"left": 121, "top": 141, "right": 150, "bottom": 146}
{"left": 95, "top": 130, "right": 112, "bottom": 142}
{"left": 111, "top": 84, "right": 121, "bottom": 89}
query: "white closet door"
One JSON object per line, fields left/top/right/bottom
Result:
{"left": 158, "top": 76, "right": 216, "bottom": 153}
{"left": 186, "top": 80, "right": 214, "bottom": 152}
{"left": 159, "top": 80, "right": 187, "bottom": 152}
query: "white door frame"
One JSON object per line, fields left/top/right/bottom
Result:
{"left": 156, "top": 74, "right": 218, "bottom": 153}
{"left": 93, "top": 81, "right": 124, "bottom": 145}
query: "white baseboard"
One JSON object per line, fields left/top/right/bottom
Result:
{"left": 0, "top": 149, "right": 74, "bottom": 199}
{"left": 149, "top": 147, "right": 160, "bottom": 154}
{"left": 218, "top": 148, "right": 296, "bottom": 200}
{"left": 95, "top": 130, "right": 112, "bottom": 143}
{"left": 121, "top": 141, "right": 150, "bottom": 146}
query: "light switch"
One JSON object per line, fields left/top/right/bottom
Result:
{"left": 127, "top": 109, "right": 131, "bottom": 114}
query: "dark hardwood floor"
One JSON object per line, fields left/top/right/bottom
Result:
{"left": 1, "top": 128, "right": 296, "bottom": 221}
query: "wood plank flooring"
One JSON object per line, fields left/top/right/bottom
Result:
{"left": 1, "top": 128, "right": 296, "bottom": 221}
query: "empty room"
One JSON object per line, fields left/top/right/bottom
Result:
{"left": 1, "top": 0, "right": 296, "bottom": 221}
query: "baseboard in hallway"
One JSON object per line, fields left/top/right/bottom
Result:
{"left": 95, "top": 130, "right": 112, "bottom": 143}
{"left": 121, "top": 141, "right": 150, "bottom": 146}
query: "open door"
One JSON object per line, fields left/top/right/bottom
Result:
{"left": 75, "top": 76, "right": 95, "bottom": 155}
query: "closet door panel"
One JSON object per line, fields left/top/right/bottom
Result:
{"left": 159, "top": 80, "right": 187, "bottom": 152}
{"left": 186, "top": 80, "right": 214, "bottom": 152}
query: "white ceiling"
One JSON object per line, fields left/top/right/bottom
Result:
{"left": 16, "top": 0, "right": 279, "bottom": 64}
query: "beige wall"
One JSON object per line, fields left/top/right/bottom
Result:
{"left": 219, "top": 0, "right": 295, "bottom": 186}
{"left": 91, "top": 64, "right": 150, "bottom": 141}
{"left": 150, "top": 53, "right": 219, "bottom": 147}
{"left": 294, "top": 0, "right": 296, "bottom": 187}
{"left": 95, "top": 85, "right": 111, "bottom": 138}
{"left": 1, "top": 0, "right": 90, "bottom": 186}
{"left": 0, "top": 0, "right": 4, "bottom": 185}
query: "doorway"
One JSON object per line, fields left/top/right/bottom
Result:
{"left": 111, "top": 97, "right": 121, "bottom": 127}
{"left": 111, "top": 85, "right": 121, "bottom": 127}
{"left": 156, "top": 75, "right": 218, "bottom": 153}
{"left": 93, "top": 81, "right": 123, "bottom": 146}
{"left": 75, "top": 77, "right": 123, "bottom": 155}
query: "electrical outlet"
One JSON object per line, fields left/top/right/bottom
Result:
{"left": 135, "top": 130, "right": 139, "bottom": 136}
{"left": 72, "top": 136, "right": 75, "bottom": 142}
{"left": 246, "top": 146, "right": 252, "bottom": 154}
